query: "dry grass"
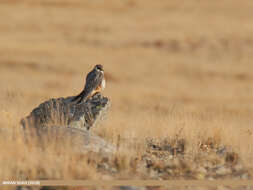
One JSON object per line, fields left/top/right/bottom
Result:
{"left": 0, "top": 0, "right": 253, "bottom": 187}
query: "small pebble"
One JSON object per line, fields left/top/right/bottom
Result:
{"left": 216, "top": 166, "right": 231, "bottom": 175}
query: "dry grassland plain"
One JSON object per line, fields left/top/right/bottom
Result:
{"left": 0, "top": 0, "right": 253, "bottom": 189}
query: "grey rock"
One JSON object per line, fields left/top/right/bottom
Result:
{"left": 197, "top": 167, "right": 207, "bottom": 174}
{"left": 234, "top": 164, "right": 243, "bottom": 171}
{"left": 216, "top": 146, "right": 227, "bottom": 156}
{"left": 35, "top": 126, "right": 116, "bottom": 155}
{"left": 21, "top": 93, "right": 110, "bottom": 131}
{"left": 215, "top": 166, "right": 231, "bottom": 175}
{"left": 241, "top": 173, "right": 249, "bottom": 180}
{"left": 20, "top": 93, "right": 114, "bottom": 155}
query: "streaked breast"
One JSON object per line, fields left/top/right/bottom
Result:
{"left": 101, "top": 78, "right": 106, "bottom": 90}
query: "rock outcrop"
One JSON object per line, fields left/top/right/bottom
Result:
{"left": 20, "top": 93, "right": 114, "bottom": 155}
{"left": 21, "top": 93, "right": 110, "bottom": 131}
{"left": 35, "top": 125, "right": 116, "bottom": 154}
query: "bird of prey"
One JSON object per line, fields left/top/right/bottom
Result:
{"left": 72, "top": 64, "right": 105, "bottom": 104}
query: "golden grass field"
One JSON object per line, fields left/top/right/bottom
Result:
{"left": 0, "top": 0, "right": 253, "bottom": 189}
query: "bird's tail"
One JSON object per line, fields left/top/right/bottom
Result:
{"left": 71, "top": 90, "right": 88, "bottom": 103}
{"left": 77, "top": 93, "right": 88, "bottom": 104}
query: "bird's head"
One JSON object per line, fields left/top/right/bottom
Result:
{"left": 94, "top": 64, "right": 104, "bottom": 72}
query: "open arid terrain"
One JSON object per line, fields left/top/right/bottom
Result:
{"left": 0, "top": 0, "right": 253, "bottom": 189}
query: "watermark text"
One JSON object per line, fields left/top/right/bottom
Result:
{"left": 2, "top": 181, "right": 40, "bottom": 185}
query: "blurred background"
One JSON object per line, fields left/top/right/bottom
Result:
{"left": 0, "top": 0, "right": 253, "bottom": 181}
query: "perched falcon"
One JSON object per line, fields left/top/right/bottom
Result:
{"left": 72, "top": 64, "right": 105, "bottom": 104}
